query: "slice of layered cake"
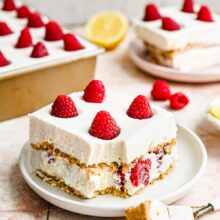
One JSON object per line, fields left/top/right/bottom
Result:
{"left": 134, "top": 0, "right": 220, "bottom": 70}
{"left": 29, "top": 80, "right": 178, "bottom": 198}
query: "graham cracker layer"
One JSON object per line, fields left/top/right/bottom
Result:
{"left": 31, "top": 139, "right": 176, "bottom": 171}
{"left": 34, "top": 162, "right": 175, "bottom": 199}
{"left": 34, "top": 169, "right": 130, "bottom": 199}
{"left": 125, "top": 201, "right": 151, "bottom": 220}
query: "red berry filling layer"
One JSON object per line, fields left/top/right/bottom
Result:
{"left": 130, "top": 159, "right": 151, "bottom": 187}
{"left": 113, "top": 145, "right": 174, "bottom": 190}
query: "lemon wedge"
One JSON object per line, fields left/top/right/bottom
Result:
{"left": 85, "top": 11, "right": 128, "bottom": 49}
{"left": 209, "top": 104, "right": 220, "bottom": 120}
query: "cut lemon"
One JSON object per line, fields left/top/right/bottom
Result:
{"left": 209, "top": 104, "right": 220, "bottom": 120}
{"left": 85, "top": 11, "right": 128, "bottom": 50}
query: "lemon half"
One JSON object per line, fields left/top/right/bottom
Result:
{"left": 85, "top": 11, "right": 128, "bottom": 49}
{"left": 209, "top": 104, "right": 220, "bottom": 120}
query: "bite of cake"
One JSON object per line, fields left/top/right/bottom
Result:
{"left": 28, "top": 80, "right": 178, "bottom": 198}
{"left": 134, "top": 0, "right": 220, "bottom": 70}
{"left": 125, "top": 200, "right": 194, "bottom": 220}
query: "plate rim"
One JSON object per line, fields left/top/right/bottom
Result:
{"left": 128, "top": 40, "right": 220, "bottom": 83}
{"left": 19, "top": 125, "right": 207, "bottom": 216}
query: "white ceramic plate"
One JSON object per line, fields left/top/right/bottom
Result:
{"left": 207, "top": 96, "right": 220, "bottom": 131}
{"left": 19, "top": 125, "right": 207, "bottom": 217}
{"left": 129, "top": 40, "right": 220, "bottom": 83}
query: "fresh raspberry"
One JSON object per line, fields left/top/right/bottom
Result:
{"left": 83, "top": 80, "right": 105, "bottom": 103}
{"left": 161, "top": 17, "right": 180, "bottom": 31}
{"left": 27, "top": 12, "right": 44, "bottom": 28}
{"left": 127, "top": 95, "right": 152, "bottom": 119}
{"left": 51, "top": 95, "right": 78, "bottom": 118}
{"left": 151, "top": 80, "right": 171, "bottom": 101}
{"left": 89, "top": 111, "right": 120, "bottom": 140}
{"left": 0, "top": 51, "right": 10, "bottom": 67}
{"left": 44, "top": 21, "right": 63, "bottom": 41}
{"left": 15, "top": 28, "right": 32, "bottom": 48}
{"left": 143, "top": 3, "right": 161, "bottom": 21}
{"left": 2, "top": 0, "right": 16, "bottom": 11}
{"left": 0, "top": 22, "right": 12, "bottom": 36}
{"left": 30, "top": 42, "right": 49, "bottom": 58}
{"left": 181, "top": 0, "right": 194, "bottom": 13}
{"left": 130, "top": 159, "right": 151, "bottom": 187}
{"left": 197, "top": 5, "right": 213, "bottom": 22}
{"left": 17, "top": 5, "right": 30, "bottom": 19}
{"left": 63, "top": 33, "right": 84, "bottom": 51}
{"left": 169, "top": 92, "right": 189, "bottom": 110}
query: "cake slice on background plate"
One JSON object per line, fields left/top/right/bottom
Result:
{"left": 133, "top": 0, "right": 220, "bottom": 70}
{"left": 28, "top": 80, "right": 178, "bottom": 198}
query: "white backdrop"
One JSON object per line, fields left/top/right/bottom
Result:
{"left": 23, "top": 0, "right": 219, "bottom": 24}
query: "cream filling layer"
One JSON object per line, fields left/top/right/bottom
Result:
{"left": 34, "top": 145, "right": 177, "bottom": 198}
{"left": 124, "top": 147, "right": 177, "bottom": 195}
{"left": 149, "top": 45, "right": 220, "bottom": 70}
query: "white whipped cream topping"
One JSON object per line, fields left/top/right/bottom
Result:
{"left": 29, "top": 91, "right": 177, "bottom": 165}
{"left": 149, "top": 147, "right": 178, "bottom": 181}
{"left": 0, "top": 1, "right": 101, "bottom": 80}
{"left": 124, "top": 146, "right": 177, "bottom": 195}
{"left": 134, "top": 6, "right": 220, "bottom": 51}
{"left": 39, "top": 150, "right": 115, "bottom": 198}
